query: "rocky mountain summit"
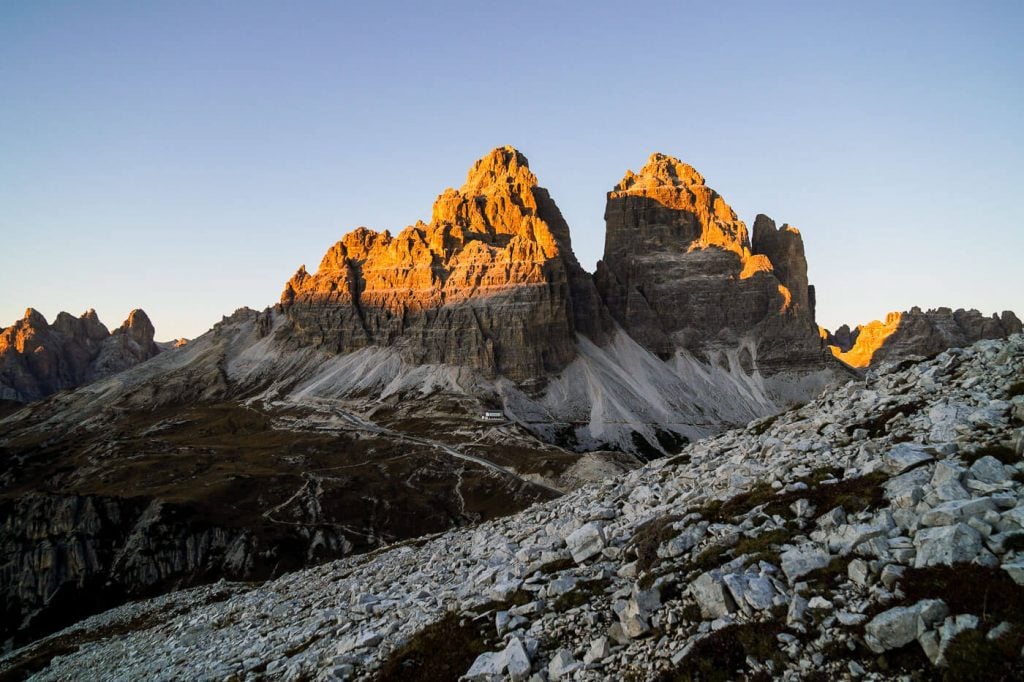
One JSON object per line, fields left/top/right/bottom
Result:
{"left": 594, "top": 155, "right": 823, "bottom": 380}
{"left": 824, "top": 307, "right": 1022, "bottom": 369}
{"left": 0, "top": 308, "right": 162, "bottom": 402}
{"left": 7, "top": 334, "right": 1022, "bottom": 681}
{"left": 280, "top": 146, "right": 607, "bottom": 384}
{"left": 274, "top": 148, "right": 844, "bottom": 452}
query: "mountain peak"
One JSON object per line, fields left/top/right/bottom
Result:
{"left": 615, "top": 152, "right": 705, "bottom": 192}
{"left": 116, "top": 308, "right": 156, "bottom": 342}
{"left": 21, "top": 307, "right": 48, "bottom": 327}
{"left": 450, "top": 146, "right": 539, "bottom": 204}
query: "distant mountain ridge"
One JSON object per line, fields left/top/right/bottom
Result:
{"left": 0, "top": 308, "right": 162, "bottom": 402}
{"left": 822, "top": 307, "right": 1022, "bottom": 368}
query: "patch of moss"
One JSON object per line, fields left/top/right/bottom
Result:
{"left": 960, "top": 443, "right": 1018, "bottom": 465}
{"left": 375, "top": 611, "right": 497, "bottom": 682}
{"left": 795, "top": 466, "right": 845, "bottom": 487}
{"left": 681, "top": 602, "right": 702, "bottom": 622}
{"left": 535, "top": 556, "right": 576, "bottom": 575}
{"left": 629, "top": 514, "right": 685, "bottom": 573}
{"left": 803, "top": 556, "right": 853, "bottom": 589}
{"left": 656, "top": 621, "right": 785, "bottom": 682}
{"left": 1006, "top": 381, "right": 1024, "bottom": 399}
{"left": 750, "top": 413, "right": 780, "bottom": 436}
{"left": 1003, "top": 533, "right": 1024, "bottom": 553}
{"left": 942, "top": 627, "right": 1024, "bottom": 682}
{"left": 846, "top": 399, "right": 925, "bottom": 438}
{"left": 696, "top": 483, "right": 777, "bottom": 524}
{"left": 897, "top": 565, "right": 1024, "bottom": 626}
{"left": 869, "top": 642, "right": 937, "bottom": 680}
{"left": 553, "top": 578, "right": 611, "bottom": 612}
{"left": 698, "top": 470, "right": 888, "bottom": 525}
{"left": 732, "top": 527, "right": 796, "bottom": 566}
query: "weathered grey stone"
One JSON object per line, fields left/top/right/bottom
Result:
{"left": 503, "top": 637, "right": 532, "bottom": 681}
{"left": 885, "top": 467, "right": 933, "bottom": 509}
{"left": 547, "top": 649, "right": 579, "bottom": 680}
{"left": 690, "top": 571, "right": 736, "bottom": 619}
{"left": 827, "top": 523, "right": 887, "bottom": 555}
{"left": 969, "top": 456, "right": 1007, "bottom": 484}
{"left": 743, "top": 575, "right": 778, "bottom": 611}
{"left": 915, "top": 599, "right": 949, "bottom": 637}
{"left": 566, "top": 522, "right": 606, "bottom": 564}
{"left": 816, "top": 506, "right": 847, "bottom": 530}
{"left": 864, "top": 605, "right": 920, "bottom": 653}
{"left": 920, "top": 498, "right": 997, "bottom": 527}
{"left": 914, "top": 523, "right": 983, "bottom": 567}
{"left": 583, "top": 636, "right": 610, "bottom": 664}
{"left": 465, "top": 651, "right": 503, "bottom": 680}
{"left": 847, "top": 558, "right": 871, "bottom": 586}
{"left": 883, "top": 443, "right": 933, "bottom": 475}
{"left": 780, "top": 543, "right": 831, "bottom": 581}
{"left": 1002, "top": 559, "right": 1024, "bottom": 586}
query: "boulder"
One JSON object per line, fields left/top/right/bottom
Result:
{"left": 566, "top": 522, "right": 606, "bottom": 564}
{"left": 780, "top": 543, "right": 831, "bottom": 581}
{"left": 914, "top": 523, "right": 983, "bottom": 567}
{"left": 882, "top": 443, "right": 934, "bottom": 475}
{"left": 690, "top": 571, "right": 737, "bottom": 619}
{"left": 865, "top": 606, "right": 917, "bottom": 653}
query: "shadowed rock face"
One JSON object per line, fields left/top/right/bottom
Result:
{"left": 280, "top": 146, "right": 610, "bottom": 384}
{"left": 593, "top": 153, "right": 828, "bottom": 375}
{"left": 0, "top": 308, "right": 161, "bottom": 402}
{"left": 825, "top": 307, "right": 1023, "bottom": 368}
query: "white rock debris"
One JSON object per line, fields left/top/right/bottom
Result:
{"left": 4, "top": 335, "right": 1024, "bottom": 681}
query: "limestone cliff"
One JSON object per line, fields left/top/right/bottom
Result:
{"left": 826, "top": 307, "right": 1023, "bottom": 368}
{"left": 593, "top": 153, "right": 829, "bottom": 377}
{"left": 280, "top": 146, "right": 610, "bottom": 384}
{"left": 0, "top": 308, "right": 162, "bottom": 402}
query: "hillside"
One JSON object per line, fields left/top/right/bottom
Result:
{"left": 5, "top": 334, "right": 1021, "bottom": 680}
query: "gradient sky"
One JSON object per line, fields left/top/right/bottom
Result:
{"left": 2, "top": 1, "right": 1022, "bottom": 340}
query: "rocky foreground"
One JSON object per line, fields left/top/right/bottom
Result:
{"left": 4, "top": 335, "right": 1024, "bottom": 681}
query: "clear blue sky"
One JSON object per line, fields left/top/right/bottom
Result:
{"left": 2, "top": 1, "right": 1022, "bottom": 339}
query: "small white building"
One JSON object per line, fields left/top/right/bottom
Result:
{"left": 482, "top": 410, "right": 504, "bottom": 421}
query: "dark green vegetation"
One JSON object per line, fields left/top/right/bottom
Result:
{"left": 656, "top": 621, "right": 785, "bottom": 682}
{"left": 631, "top": 468, "right": 889, "bottom": 589}
{"left": 553, "top": 578, "right": 611, "bottom": 612}
{"left": 941, "top": 627, "right": 1024, "bottom": 682}
{"left": 896, "top": 565, "right": 1024, "bottom": 625}
{"left": 697, "top": 468, "right": 885, "bottom": 524}
{"left": 846, "top": 564, "right": 1024, "bottom": 681}
{"left": 845, "top": 399, "right": 925, "bottom": 438}
{"left": 628, "top": 514, "right": 685, "bottom": 573}
{"left": 0, "top": 400, "right": 557, "bottom": 646}
{"left": 374, "top": 611, "right": 498, "bottom": 682}
{"left": 960, "top": 443, "right": 1019, "bottom": 466}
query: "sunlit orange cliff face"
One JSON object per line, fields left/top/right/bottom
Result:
{"left": 828, "top": 312, "right": 903, "bottom": 368}
{"left": 279, "top": 147, "right": 834, "bottom": 385}
{"left": 279, "top": 146, "right": 607, "bottom": 383}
